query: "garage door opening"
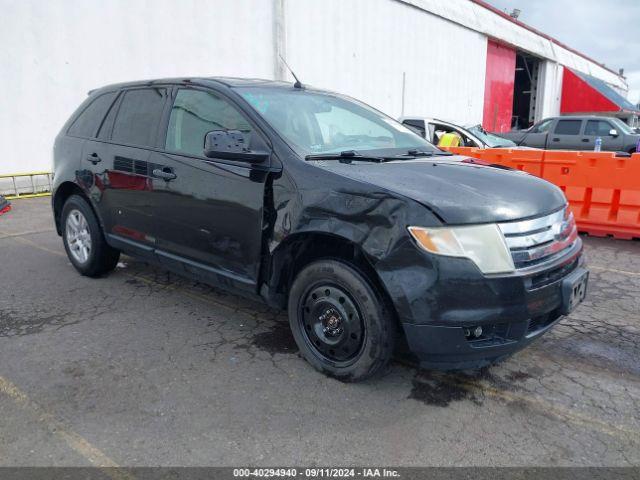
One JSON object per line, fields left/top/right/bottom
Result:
{"left": 512, "top": 52, "right": 541, "bottom": 130}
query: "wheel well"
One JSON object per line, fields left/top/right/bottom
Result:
{"left": 266, "top": 233, "right": 394, "bottom": 314}
{"left": 52, "top": 182, "right": 88, "bottom": 235}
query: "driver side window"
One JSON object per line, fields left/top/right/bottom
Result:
{"left": 165, "top": 89, "right": 253, "bottom": 157}
{"left": 432, "top": 123, "right": 471, "bottom": 147}
{"left": 531, "top": 119, "right": 553, "bottom": 134}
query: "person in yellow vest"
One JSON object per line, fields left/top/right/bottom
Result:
{"left": 437, "top": 131, "right": 463, "bottom": 148}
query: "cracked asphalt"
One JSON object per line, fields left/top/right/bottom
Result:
{"left": 0, "top": 197, "right": 639, "bottom": 467}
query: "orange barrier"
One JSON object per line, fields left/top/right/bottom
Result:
{"left": 442, "top": 146, "right": 475, "bottom": 156}
{"left": 543, "top": 151, "right": 640, "bottom": 240}
{"left": 473, "top": 148, "right": 543, "bottom": 176}
{"left": 442, "top": 147, "right": 640, "bottom": 240}
{"left": 442, "top": 147, "right": 544, "bottom": 175}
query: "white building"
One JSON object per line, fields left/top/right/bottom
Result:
{"left": 0, "top": 0, "right": 633, "bottom": 179}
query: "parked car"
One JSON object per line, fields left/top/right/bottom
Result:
{"left": 400, "top": 116, "right": 517, "bottom": 148}
{"left": 494, "top": 115, "right": 640, "bottom": 153}
{"left": 52, "top": 78, "right": 588, "bottom": 381}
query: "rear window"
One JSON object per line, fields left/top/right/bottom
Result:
{"left": 111, "top": 88, "right": 167, "bottom": 147}
{"left": 67, "top": 92, "right": 117, "bottom": 138}
{"left": 554, "top": 120, "right": 582, "bottom": 135}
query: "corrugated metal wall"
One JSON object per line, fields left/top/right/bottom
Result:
{"left": 535, "top": 60, "right": 563, "bottom": 120}
{"left": 285, "top": 0, "right": 488, "bottom": 125}
{"left": 403, "top": 0, "right": 627, "bottom": 92}
{"left": 0, "top": 0, "right": 629, "bottom": 176}
{"left": 0, "top": 0, "right": 275, "bottom": 176}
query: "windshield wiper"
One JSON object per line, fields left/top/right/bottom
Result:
{"left": 404, "top": 149, "right": 453, "bottom": 157}
{"left": 305, "top": 150, "right": 385, "bottom": 163}
{"left": 305, "top": 149, "right": 453, "bottom": 163}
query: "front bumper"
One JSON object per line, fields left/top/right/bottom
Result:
{"left": 376, "top": 236, "right": 586, "bottom": 370}
{"left": 402, "top": 310, "right": 562, "bottom": 370}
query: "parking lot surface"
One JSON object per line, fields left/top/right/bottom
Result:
{"left": 0, "top": 197, "right": 639, "bottom": 467}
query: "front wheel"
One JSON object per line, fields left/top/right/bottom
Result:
{"left": 287, "top": 259, "right": 396, "bottom": 382}
{"left": 61, "top": 195, "right": 120, "bottom": 277}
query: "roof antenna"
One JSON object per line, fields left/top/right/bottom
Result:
{"left": 279, "top": 54, "right": 304, "bottom": 89}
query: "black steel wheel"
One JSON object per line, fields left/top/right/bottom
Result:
{"left": 299, "top": 283, "right": 365, "bottom": 365}
{"left": 288, "top": 259, "right": 396, "bottom": 382}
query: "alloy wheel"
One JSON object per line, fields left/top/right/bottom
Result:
{"left": 65, "top": 209, "right": 92, "bottom": 264}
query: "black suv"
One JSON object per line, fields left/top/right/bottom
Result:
{"left": 52, "top": 78, "right": 588, "bottom": 381}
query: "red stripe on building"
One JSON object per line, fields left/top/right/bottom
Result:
{"left": 483, "top": 40, "right": 516, "bottom": 133}
{"left": 560, "top": 68, "right": 620, "bottom": 114}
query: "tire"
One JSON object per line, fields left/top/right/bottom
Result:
{"left": 61, "top": 195, "right": 120, "bottom": 277}
{"left": 287, "top": 259, "right": 396, "bottom": 382}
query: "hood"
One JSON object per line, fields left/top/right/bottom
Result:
{"left": 491, "top": 130, "right": 529, "bottom": 144}
{"left": 316, "top": 157, "right": 566, "bottom": 225}
{"left": 465, "top": 127, "right": 517, "bottom": 148}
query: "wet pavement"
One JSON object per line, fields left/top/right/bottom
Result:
{"left": 0, "top": 197, "right": 639, "bottom": 466}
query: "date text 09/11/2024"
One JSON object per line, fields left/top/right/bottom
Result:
{"left": 232, "top": 468, "right": 400, "bottom": 478}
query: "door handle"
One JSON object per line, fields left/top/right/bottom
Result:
{"left": 152, "top": 168, "right": 176, "bottom": 181}
{"left": 86, "top": 153, "right": 101, "bottom": 164}
{"left": 552, "top": 137, "right": 560, "bottom": 142}
{"left": 581, "top": 138, "right": 590, "bottom": 142}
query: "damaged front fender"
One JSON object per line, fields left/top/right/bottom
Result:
{"left": 262, "top": 159, "right": 443, "bottom": 323}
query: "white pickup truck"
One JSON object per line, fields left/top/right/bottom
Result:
{"left": 399, "top": 116, "right": 517, "bottom": 149}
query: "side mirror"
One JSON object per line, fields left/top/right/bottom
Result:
{"left": 203, "top": 130, "right": 269, "bottom": 163}
{"left": 609, "top": 129, "right": 619, "bottom": 137}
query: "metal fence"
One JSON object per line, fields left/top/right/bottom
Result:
{"left": 0, "top": 172, "right": 53, "bottom": 199}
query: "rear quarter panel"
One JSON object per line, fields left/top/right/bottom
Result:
{"left": 52, "top": 134, "right": 84, "bottom": 194}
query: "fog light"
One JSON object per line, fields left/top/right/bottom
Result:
{"left": 464, "top": 326, "right": 483, "bottom": 339}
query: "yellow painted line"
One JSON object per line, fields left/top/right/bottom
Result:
{"left": 0, "top": 376, "right": 135, "bottom": 479}
{"left": 5, "top": 192, "right": 51, "bottom": 199}
{"left": 11, "top": 234, "right": 640, "bottom": 444}
{"left": 590, "top": 265, "right": 640, "bottom": 277}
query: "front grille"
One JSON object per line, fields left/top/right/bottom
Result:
{"left": 498, "top": 207, "right": 578, "bottom": 270}
{"left": 527, "top": 257, "right": 579, "bottom": 289}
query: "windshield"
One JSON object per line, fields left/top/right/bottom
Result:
{"left": 466, "top": 125, "right": 516, "bottom": 147}
{"left": 609, "top": 117, "right": 634, "bottom": 135}
{"left": 237, "top": 87, "right": 439, "bottom": 156}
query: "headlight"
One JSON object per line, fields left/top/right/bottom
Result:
{"left": 408, "top": 224, "right": 515, "bottom": 274}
